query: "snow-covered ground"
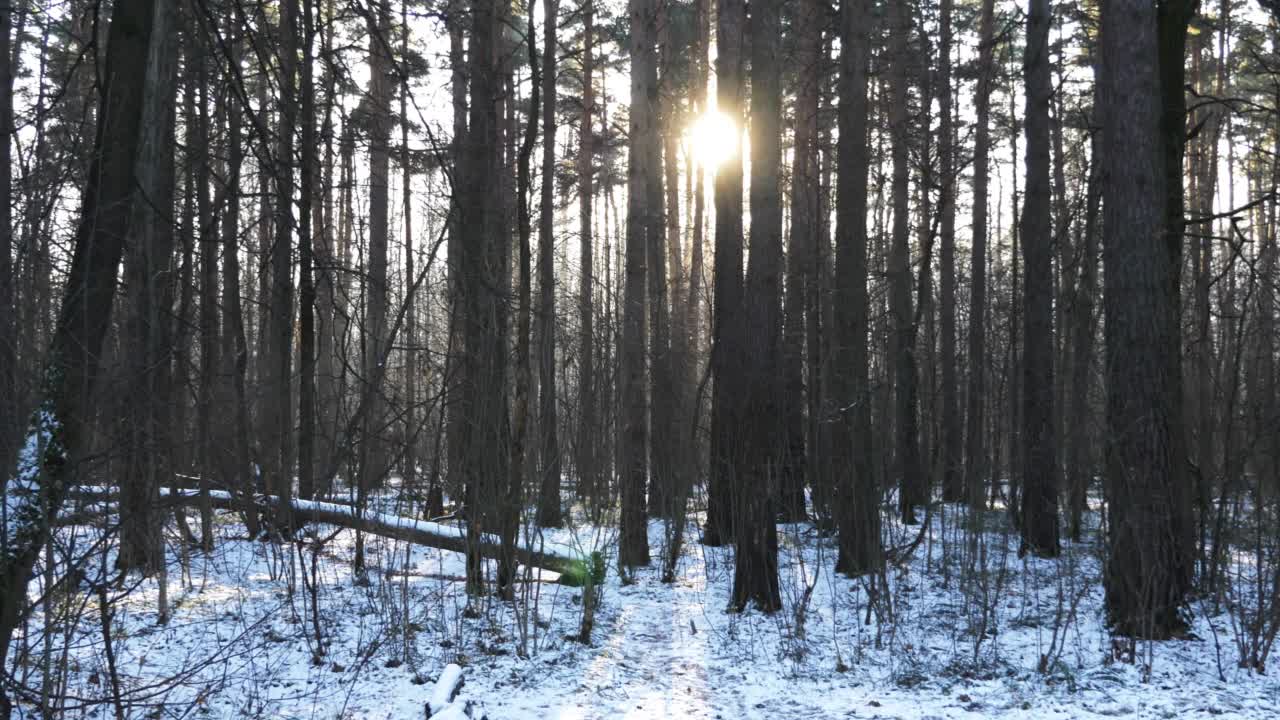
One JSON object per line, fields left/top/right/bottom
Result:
{"left": 11, "top": 498, "right": 1280, "bottom": 719}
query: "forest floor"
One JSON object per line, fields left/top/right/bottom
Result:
{"left": 14, "top": 491, "right": 1280, "bottom": 719}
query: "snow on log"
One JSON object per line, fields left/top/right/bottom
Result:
{"left": 68, "top": 486, "right": 594, "bottom": 584}
{"left": 428, "top": 662, "right": 465, "bottom": 714}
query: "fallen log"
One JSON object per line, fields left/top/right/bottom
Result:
{"left": 69, "top": 487, "right": 599, "bottom": 585}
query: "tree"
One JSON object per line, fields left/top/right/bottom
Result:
{"left": 119, "top": 0, "right": 178, "bottom": 571}
{"left": 537, "top": 0, "right": 564, "bottom": 529}
{"left": 938, "top": 0, "right": 962, "bottom": 504}
{"left": 705, "top": 0, "right": 746, "bottom": 548}
{"left": 458, "top": 0, "right": 511, "bottom": 594}
{"left": 619, "top": 0, "right": 656, "bottom": 567}
{"left": 732, "top": 0, "right": 784, "bottom": 613}
{"left": 1099, "top": 0, "right": 1196, "bottom": 638}
{"left": 831, "top": 0, "right": 880, "bottom": 576}
{"left": 0, "top": 1, "right": 159, "bottom": 713}
{"left": 577, "top": 0, "right": 598, "bottom": 511}
{"left": 265, "top": 0, "right": 299, "bottom": 533}
{"left": 0, "top": 0, "right": 16, "bottom": 477}
{"left": 298, "top": 0, "right": 320, "bottom": 507}
{"left": 1018, "top": 0, "right": 1060, "bottom": 557}
{"left": 886, "top": 0, "right": 923, "bottom": 526}
{"left": 356, "top": 0, "right": 394, "bottom": 573}
{"left": 964, "top": 0, "right": 996, "bottom": 511}
{"left": 505, "top": 0, "right": 540, "bottom": 598}
{"left": 782, "top": 0, "right": 821, "bottom": 523}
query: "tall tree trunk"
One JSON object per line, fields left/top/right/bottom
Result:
{"left": 298, "top": 0, "right": 319, "bottom": 504}
{"left": 316, "top": 0, "right": 339, "bottom": 498}
{"left": 119, "top": 0, "right": 177, "bottom": 572}
{"left": 1066, "top": 56, "right": 1102, "bottom": 542}
{"left": 264, "top": 0, "right": 298, "bottom": 533}
{"left": 831, "top": 0, "right": 880, "bottom": 575}
{"left": 964, "top": 0, "right": 996, "bottom": 511}
{"left": 194, "top": 20, "right": 218, "bottom": 550}
{"left": 0, "top": 2, "right": 158, "bottom": 714}
{"left": 1100, "top": 0, "right": 1195, "bottom": 638}
{"left": 887, "top": 0, "right": 922, "bottom": 525}
{"left": 577, "top": 0, "right": 597, "bottom": 510}
{"left": 781, "top": 0, "right": 819, "bottom": 523}
{"left": 220, "top": 20, "right": 258, "bottom": 538}
{"left": 444, "top": 0, "right": 468, "bottom": 515}
{"left": 459, "top": 0, "right": 510, "bottom": 595}
{"left": 503, "top": 0, "right": 540, "bottom": 598}
{"left": 536, "top": 0, "right": 563, "bottom": 528}
{"left": 647, "top": 1, "right": 676, "bottom": 522}
{"left": 619, "top": 0, "right": 656, "bottom": 567}
{"left": 704, "top": 0, "right": 746, "bottom": 548}
{"left": 733, "top": 0, "right": 783, "bottom": 613}
{"left": 938, "top": 0, "right": 962, "bottom": 503}
{"left": 0, "top": 0, "right": 16, "bottom": 475}
{"left": 399, "top": 0, "right": 416, "bottom": 499}
{"left": 1019, "top": 0, "right": 1060, "bottom": 557}
{"left": 357, "top": 0, "right": 394, "bottom": 573}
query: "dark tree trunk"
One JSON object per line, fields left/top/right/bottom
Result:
{"left": 619, "top": 0, "right": 656, "bottom": 567}
{"left": 194, "top": 20, "right": 218, "bottom": 550}
{"left": 732, "top": 0, "right": 784, "bottom": 613}
{"left": 266, "top": 0, "right": 297, "bottom": 533}
{"left": 219, "top": 22, "right": 258, "bottom": 538}
{"left": 938, "top": 0, "right": 962, "bottom": 504}
{"left": 831, "top": 0, "right": 880, "bottom": 575}
{"left": 119, "top": 0, "right": 177, "bottom": 572}
{"left": 1066, "top": 58, "right": 1102, "bottom": 542}
{"left": 1019, "top": 0, "right": 1060, "bottom": 557}
{"left": 1099, "top": 0, "right": 1195, "bottom": 638}
{"left": 964, "top": 0, "right": 996, "bottom": 511}
{"left": 0, "top": 1, "right": 16, "bottom": 475}
{"left": 298, "top": 0, "right": 319, "bottom": 505}
{"left": 704, "top": 0, "right": 746, "bottom": 548}
{"left": 503, "top": 0, "right": 540, "bottom": 598}
{"left": 356, "top": 0, "right": 393, "bottom": 574}
{"left": 536, "top": 0, "right": 563, "bottom": 529}
{"left": 459, "top": 0, "right": 510, "bottom": 595}
{"left": 399, "top": 0, "right": 416, "bottom": 500}
{"left": 444, "top": 0, "right": 468, "bottom": 515}
{"left": 577, "top": 0, "right": 598, "bottom": 510}
{"left": 887, "top": 0, "right": 922, "bottom": 525}
{"left": 782, "top": 0, "right": 821, "bottom": 524}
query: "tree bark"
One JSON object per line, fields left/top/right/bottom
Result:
{"left": 458, "top": 0, "right": 510, "bottom": 595}
{"left": 704, "top": 0, "right": 746, "bottom": 548}
{"left": 831, "top": 0, "right": 880, "bottom": 575}
{"left": 964, "top": 0, "right": 996, "bottom": 511}
{"left": 938, "top": 0, "right": 962, "bottom": 504}
{"left": 782, "top": 0, "right": 821, "bottom": 523}
{"left": 887, "top": 0, "right": 922, "bottom": 525}
{"left": 577, "top": 0, "right": 598, "bottom": 511}
{"left": 619, "top": 0, "right": 656, "bottom": 567}
{"left": 1019, "top": 0, "right": 1060, "bottom": 557}
{"left": 118, "top": 0, "right": 177, "bottom": 572}
{"left": 733, "top": 0, "right": 784, "bottom": 613}
{"left": 536, "top": 0, "right": 563, "bottom": 529}
{"left": 1100, "top": 0, "right": 1195, "bottom": 638}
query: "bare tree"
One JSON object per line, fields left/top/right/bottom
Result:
{"left": 831, "top": 0, "right": 880, "bottom": 576}
{"left": 1018, "top": 0, "right": 1060, "bottom": 557}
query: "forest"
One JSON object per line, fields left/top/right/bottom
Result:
{"left": 2, "top": 0, "right": 1280, "bottom": 717}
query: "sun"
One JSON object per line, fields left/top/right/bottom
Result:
{"left": 687, "top": 111, "right": 739, "bottom": 171}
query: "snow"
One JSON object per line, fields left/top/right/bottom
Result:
{"left": 429, "top": 662, "right": 465, "bottom": 713}
{"left": 11, "top": 497, "right": 1280, "bottom": 719}
{"left": 3, "top": 402, "right": 63, "bottom": 556}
